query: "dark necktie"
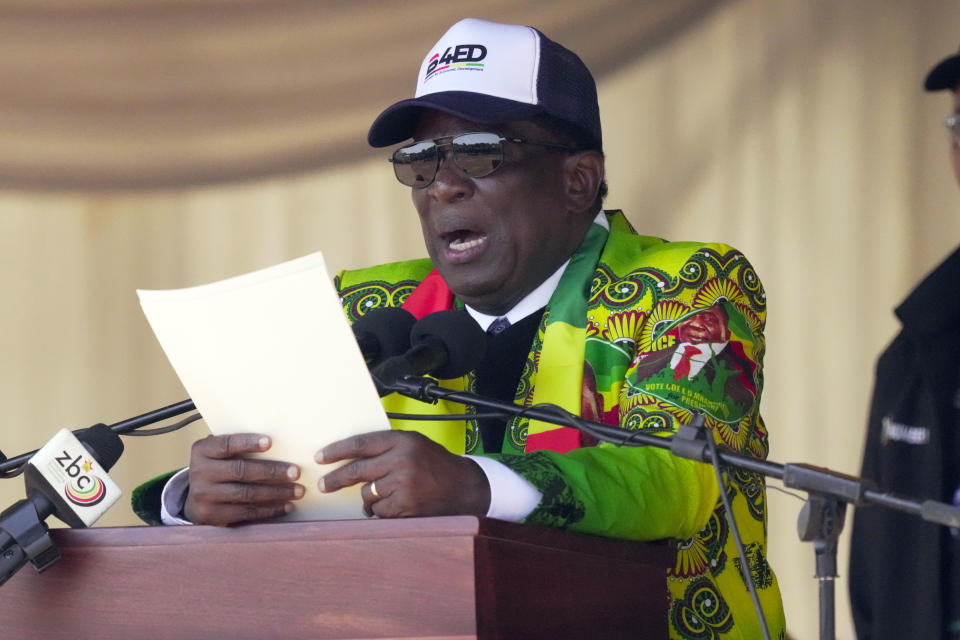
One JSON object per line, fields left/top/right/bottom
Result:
{"left": 487, "top": 316, "right": 511, "bottom": 336}
{"left": 475, "top": 309, "right": 543, "bottom": 453}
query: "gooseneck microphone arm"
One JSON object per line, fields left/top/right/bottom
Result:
{"left": 109, "top": 398, "right": 197, "bottom": 435}
{"left": 0, "top": 399, "right": 197, "bottom": 477}
{"left": 380, "top": 375, "right": 960, "bottom": 527}
{"left": 378, "top": 374, "right": 960, "bottom": 640}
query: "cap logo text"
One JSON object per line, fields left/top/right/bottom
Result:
{"left": 425, "top": 44, "right": 487, "bottom": 80}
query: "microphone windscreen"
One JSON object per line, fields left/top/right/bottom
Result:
{"left": 75, "top": 424, "right": 124, "bottom": 472}
{"left": 410, "top": 310, "right": 487, "bottom": 379}
{"left": 352, "top": 307, "right": 416, "bottom": 365}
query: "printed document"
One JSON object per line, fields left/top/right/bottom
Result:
{"left": 138, "top": 252, "right": 389, "bottom": 521}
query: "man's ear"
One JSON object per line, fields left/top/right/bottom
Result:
{"left": 564, "top": 150, "right": 605, "bottom": 216}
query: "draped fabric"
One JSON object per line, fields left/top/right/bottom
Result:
{"left": 0, "top": 0, "right": 723, "bottom": 189}
{"left": 2, "top": 2, "right": 960, "bottom": 639}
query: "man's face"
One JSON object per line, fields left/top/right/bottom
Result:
{"left": 410, "top": 111, "right": 590, "bottom": 315}
{"left": 675, "top": 307, "right": 731, "bottom": 344}
{"left": 952, "top": 85, "right": 960, "bottom": 187}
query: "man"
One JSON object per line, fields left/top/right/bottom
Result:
{"left": 848, "top": 47, "right": 960, "bottom": 640}
{"left": 133, "top": 19, "right": 785, "bottom": 638}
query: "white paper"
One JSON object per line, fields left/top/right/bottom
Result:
{"left": 137, "top": 252, "right": 390, "bottom": 521}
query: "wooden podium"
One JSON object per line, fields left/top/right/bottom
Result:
{"left": 0, "top": 516, "right": 672, "bottom": 639}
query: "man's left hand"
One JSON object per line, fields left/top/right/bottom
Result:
{"left": 316, "top": 431, "right": 490, "bottom": 518}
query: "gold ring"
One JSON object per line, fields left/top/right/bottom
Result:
{"left": 370, "top": 480, "right": 380, "bottom": 499}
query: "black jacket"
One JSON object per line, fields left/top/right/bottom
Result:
{"left": 849, "top": 246, "right": 960, "bottom": 640}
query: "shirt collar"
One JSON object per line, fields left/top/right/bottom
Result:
{"left": 895, "top": 244, "right": 960, "bottom": 335}
{"left": 465, "top": 210, "right": 608, "bottom": 331}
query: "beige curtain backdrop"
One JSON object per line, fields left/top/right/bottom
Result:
{"left": 0, "top": 0, "right": 720, "bottom": 189}
{"left": 1, "top": 1, "right": 957, "bottom": 638}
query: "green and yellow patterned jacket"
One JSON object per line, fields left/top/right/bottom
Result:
{"left": 336, "top": 210, "right": 785, "bottom": 640}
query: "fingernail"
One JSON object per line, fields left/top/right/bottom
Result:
{"left": 287, "top": 465, "right": 300, "bottom": 480}
{"left": 284, "top": 502, "right": 294, "bottom": 514}
{"left": 318, "top": 477, "right": 326, "bottom": 493}
{"left": 258, "top": 436, "right": 270, "bottom": 450}
{"left": 314, "top": 450, "right": 326, "bottom": 464}
{"left": 293, "top": 484, "right": 305, "bottom": 498}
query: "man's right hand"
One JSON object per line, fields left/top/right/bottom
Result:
{"left": 183, "top": 434, "right": 305, "bottom": 526}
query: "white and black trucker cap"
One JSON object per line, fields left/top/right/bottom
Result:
{"left": 368, "top": 18, "right": 602, "bottom": 149}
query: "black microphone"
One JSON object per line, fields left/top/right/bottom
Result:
{"left": 373, "top": 310, "right": 487, "bottom": 386}
{"left": 0, "top": 424, "right": 124, "bottom": 586}
{"left": 352, "top": 307, "right": 416, "bottom": 367}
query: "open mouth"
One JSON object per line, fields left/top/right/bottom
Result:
{"left": 443, "top": 229, "right": 487, "bottom": 252}
{"left": 438, "top": 228, "right": 489, "bottom": 265}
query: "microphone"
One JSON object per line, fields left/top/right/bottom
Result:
{"left": 373, "top": 310, "right": 487, "bottom": 386}
{"left": 0, "top": 424, "right": 123, "bottom": 586}
{"left": 352, "top": 307, "right": 416, "bottom": 367}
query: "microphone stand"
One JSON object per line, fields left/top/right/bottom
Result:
{"left": 380, "top": 375, "right": 960, "bottom": 640}
{"left": 0, "top": 399, "right": 196, "bottom": 476}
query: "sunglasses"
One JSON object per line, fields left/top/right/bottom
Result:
{"left": 389, "top": 132, "right": 579, "bottom": 188}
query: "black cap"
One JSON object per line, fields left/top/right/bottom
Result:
{"left": 368, "top": 19, "right": 601, "bottom": 150}
{"left": 924, "top": 45, "right": 960, "bottom": 92}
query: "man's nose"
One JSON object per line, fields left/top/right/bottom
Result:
{"left": 426, "top": 150, "right": 475, "bottom": 202}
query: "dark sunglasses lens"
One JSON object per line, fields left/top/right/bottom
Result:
{"left": 452, "top": 133, "right": 503, "bottom": 178}
{"left": 392, "top": 140, "right": 438, "bottom": 187}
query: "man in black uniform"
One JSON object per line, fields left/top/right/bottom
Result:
{"left": 848, "top": 46, "right": 960, "bottom": 640}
